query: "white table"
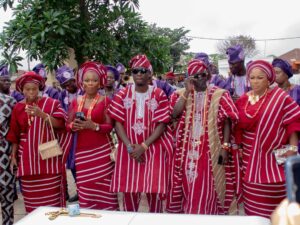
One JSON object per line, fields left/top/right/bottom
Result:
{"left": 15, "top": 206, "right": 271, "bottom": 225}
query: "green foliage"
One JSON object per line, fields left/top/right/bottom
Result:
{"left": 149, "top": 24, "right": 190, "bottom": 71}
{"left": 0, "top": 32, "right": 23, "bottom": 74}
{"left": 2, "top": 0, "right": 82, "bottom": 70}
{"left": 0, "top": 0, "right": 13, "bottom": 11}
{"left": 1, "top": 0, "right": 189, "bottom": 73}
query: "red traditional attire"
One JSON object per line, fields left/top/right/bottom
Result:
{"left": 108, "top": 85, "right": 173, "bottom": 212}
{"left": 166, "top": 86, "right": 240, "bottom": 215}
{"left": 235, "top": 86, "right": 300, "bottom": 218}
{"left": 68, "top": 96, "right": 118, "bottom": 210}
{"left": 6, "top": 97, "right": 72, "bottom": 212}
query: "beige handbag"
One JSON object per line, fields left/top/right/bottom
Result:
{"left": 38, "top": 115, "right": 62, "bottom": 160}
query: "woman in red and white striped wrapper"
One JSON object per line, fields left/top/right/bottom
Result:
{"left": 68, "top": 61, "right": 119, "bottom": 210}
{"left": 7, "top": 71, "right": 72, "bottom": 213}
{"left": 108, "top": 54, "right": 173, "bottom": 213}
{"left": 166, "top": 59, "right": 240, "bottom": 215}
{"left": 234, "top": 60, "right": 300, "bottom": 218}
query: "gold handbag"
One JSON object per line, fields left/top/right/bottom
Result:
{"left": 38, "top": 115, "right": 62, "bottom": 160}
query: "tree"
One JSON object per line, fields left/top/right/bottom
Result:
{"left": 0, "top": 0, "right": 13, "bottom": 11}
{"left": 149, "top": 24, "right": 190, "bottom": 71}
{"left": 0, "top": 0, "right": 176, "bottom": 73}
{"left": 216, "top": 35, "right": 259, "bottom": 58}
{"left": 0, "top": 32, "right": 22, "bottom": 74}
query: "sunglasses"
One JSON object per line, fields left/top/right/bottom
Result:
{"left": 192, "top": 72, "right": 208, "bottom": 79}
{"left": 132, "top": 68, "right": 149, "bottom": 75}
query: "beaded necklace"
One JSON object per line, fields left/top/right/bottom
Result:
{"left": 191, "top": 90, "right": 207, "bottom": 145}
{"left": 244, "top": 89, "right": 268, "bottom": 119}
{"left": 186, "top": 89, "right": 208, "bottom": 183}
{"left": 77, "top": 93, "right": 101, "bottom": 119}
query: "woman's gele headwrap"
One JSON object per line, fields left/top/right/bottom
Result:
{"left": 15, "top": 71, "right": 46, "bottom": 92}
{"left": 247, "top": 60, "right": 276, "bottom": 85}
{"left": 77, "top": 61, "right": 107, "bottom": 90}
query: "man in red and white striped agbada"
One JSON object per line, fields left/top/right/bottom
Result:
{"left": 108, "top": 54, "right": 173, "bottom": 212}
{"left": 234, "top": 60, "right": 300, "bottom": 218}
{"left": 7, "top": 72, "right": 72, "bottom": 212}
{"left": 166, "top": 59, "right": 240, "bottom": 215}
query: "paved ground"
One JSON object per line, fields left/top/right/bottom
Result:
{"left": 1, "top": 170, "right": 150, "bottom": 224}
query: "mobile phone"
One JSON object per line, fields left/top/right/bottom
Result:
{"left": 217, "top": 155, "right": 223, "bottom": 165}
{"left": 285, "top": 156, "right": 300, "bottom": 203}
{"left": 75, "top": 112, "right": 85, "bottom": 121}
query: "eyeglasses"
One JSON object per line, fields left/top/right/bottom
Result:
{"left": 192, "top": 73, "right": 208, "bottom": 79}
{"left": 132, "top": 68, "right": 149, "bottom": 75}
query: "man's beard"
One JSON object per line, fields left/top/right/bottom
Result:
{"left": 135, "top": 82, "right": 147, "bottom": 87}
{"left": 0, "top": 88, "right": 10, "bottom": 95}
{"left": 194, "top": 81, "right": 207, "bottom": 92}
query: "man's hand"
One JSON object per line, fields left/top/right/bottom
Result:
{"left": 130, "top": 144, "right": 146, "bottom": 162}
{"left": 184, "top": 77, "right": 194, "bottom": 94}
{"left": 219, "top": 149, "right": 229, "bottom": 165}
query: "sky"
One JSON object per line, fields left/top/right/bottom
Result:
{"left": 138, "top": 0, "right": 300, "bottom": 57}
{"left": 0, "top": 0, "right": 300, "bottom": 69}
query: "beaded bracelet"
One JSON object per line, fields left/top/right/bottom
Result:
{"left": 141, "top": 142, "right": 149, "bottom": 151}
{"left": 221, "top": 142, "right": 231, "bottom": 151}
{"left": 287, "top": 145, "right": 298, "bottom": 152}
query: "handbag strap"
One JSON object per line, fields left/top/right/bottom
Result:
{"left": 39, "top": 114, "right": 56, "bottom": 144}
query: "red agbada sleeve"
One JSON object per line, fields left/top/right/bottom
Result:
{"left": 99, "top": 97, "right": 113, "bottom": 133}
{"left": 233, "top": 95, "right": 247, "bottom": 145}
{"left": 66, "top": 99, "right": 77, "bottom": 132}
{"left": 152, "top": 88, "right": 170, "bottom": 124}
{"left": 169, "top": 91, "right": 180, "bottom": 115}
{"left": 107, "top": 89, "right": 126, "bottom": 124}
{"left": 218, "top": 91, "right": 239, "bottom": 123}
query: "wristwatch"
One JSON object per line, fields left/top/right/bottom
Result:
{"left": 127, "top": 144, "right": 133, "bottom": 153}
{"left": 94, "top": 123, "right": 100, "bottom": 131}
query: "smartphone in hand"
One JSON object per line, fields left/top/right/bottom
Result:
{"left": 285, "top": 156, "right": 300, "bottom": 203}
{"left": 75, "top": 112, "right": 85, "bottom": 121}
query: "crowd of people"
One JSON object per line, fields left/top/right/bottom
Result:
{"left": 0, "top": 44, "right": 299, "bottom": 224}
